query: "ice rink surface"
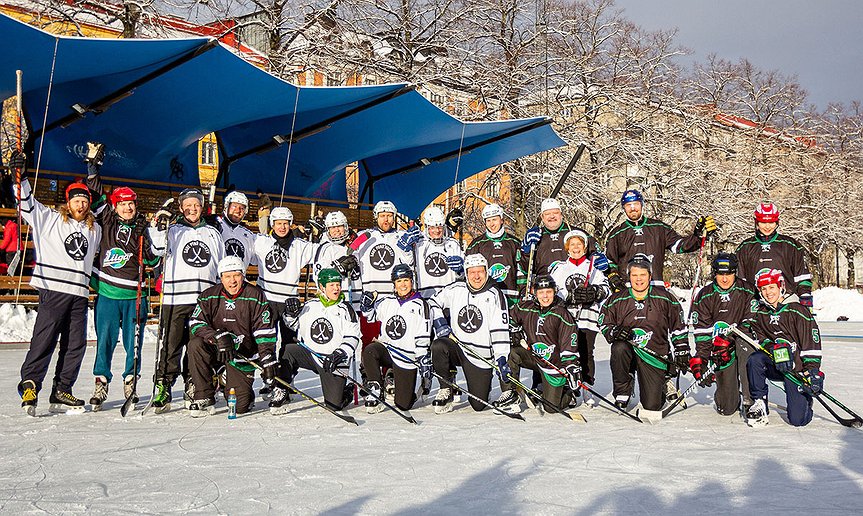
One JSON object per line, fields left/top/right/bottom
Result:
{"left": 0, "top": 323, "right": 861, "bottom": 514}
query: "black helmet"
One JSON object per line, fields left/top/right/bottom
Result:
{"left": 711, "top": 252, "right": 738, "bottom": 275}
{"left": 533, "top": 274, "right": 556, "bottom": 291}
{"left": 626, "top": 253, "right": 652, "bottom": 275}
{"left": 391, "top": 263, "right": 413, "bottom": 282}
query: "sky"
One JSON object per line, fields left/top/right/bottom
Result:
{"left": 613, "top": 0, "right": 863, "bottom": 109}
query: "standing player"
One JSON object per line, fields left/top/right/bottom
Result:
{"left": 150, "top": 188, "right": 225, "bottom": 412}
{"left": 411, "top": 206, "right": 464, "bottom": 299}
{"left": 689, "top": 253, "right": 758, "bottom": 416}
{"left": 428, "top": 254, "right": 510, "bottom": 414}
{"left": 359, "top": 264, "right": 432, "bottom": 414}
{"left": 465, "top": 203, "right": 523, "bottom": 308}
{"left": 742, "top": 269, "right": 823, "bottom": 427}
{"left": 214, "top": 191, "right": 258, "bottom": 270}
{"left": 14, "top": 152, "right": 101, "bottom": 415}
{"left": 599, "top": 254, "right": 690, "bottom": 420}
{"left": 736, "top": 202, "right": 813, "bottom": 310}
{"left": 186, "top": 256, "right": 278, "bottom": 416}
{"left": 605, "top": 189, "right": 716, "bottom": 291}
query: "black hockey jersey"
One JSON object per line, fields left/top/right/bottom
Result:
{"left": 466, "top": 232, "right": 523, "bottom": 306}
{"left": 188, "top": 282, "right": 277, "bottom": 358}
{"left": 736, "top": 232, "right": 812, "bottom": 299}
{"left": 605, "top": 217, "right": 701, "bottom": 282}
{"left": 690, "top": 278, "right": 757, "bottom": 360}
{"left": 510, "top": 297, "right": 578, "bottom": 386}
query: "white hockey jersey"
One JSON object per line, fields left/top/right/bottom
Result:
{"left": 350, "top": 228, "right": 413, "bottom": 296}
{"left": 17, "top": 179, "right": 101, "bottom": 298}
{"left": 430, "top": 280, "right": 510, "bottom": 369}
{"left": 252, "top": 234, "right": 318, "bottom": 304}
{"left": 549, "top": 257, "right": 610, "bottom": 332}
{"left": 287, "top": 296, "right": 361, "bottom": 365}
{"left": 363, "top": 293, "right": 432, "bottom": 369}
{"left": 414, "top": 236, "right": 463, "bottom": 299}
{"left": 311, "top": 239, "right": 360, "bottom": 303}
{"left": 151, "top": 219, "right": 225, "bottom": 306}
{"left": 218, "top": 216, "right": 258, "bottom": 270}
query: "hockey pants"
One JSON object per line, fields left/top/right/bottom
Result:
{"left": 187, "top": 336, "right": 255, "bottom": 414}
{"left": 361, "top": 341, "right": 418, "bottom": 410}
{"left": 502, "top": 346, "right": 571, "bottom": 412}
{"left": 610, "top": 341, "right": 667, "bottom": 411}
{"left": 577, "top": 329, "right": 597, "bottom": 386}
{"left": 430, "top": 337, "right": 493, "bottom": 411}
{"left": 747, "top": 352, "right": 813, "bottom": 427}
{"left": 155, "top": 303, "right": 194, "bottom": 386}
{"left": 282, "top": 343, "right": 351, "bottom": 411}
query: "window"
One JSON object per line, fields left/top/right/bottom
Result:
{"left": 201, "top": 141, "right": 217, "bottom": 166}
{"left": 326, "top": 75, "right": 341, "bottom": 86}
{"left": 430, "top": 93, "right": 444, "bottom": 106}
{"left": 365, "top": 76, "right": 377, "bottom": 85}
{"left": 486, "top": 175, "right": 501, "bottom": 199}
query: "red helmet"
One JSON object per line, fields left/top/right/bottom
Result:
{"left": 754, "top": 202, "right": 779, "bottom": 223}
{"left": 110, "top": 186, "right": 137, "bottom": 206}
{"left": 65, "top": 181, "right": 91, "bottom": 203}
{"left": 756, "top": 268, "right": 785, "bottom": 289}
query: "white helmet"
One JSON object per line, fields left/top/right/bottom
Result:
{"left": 218, "top": 255, "right": 245, "bottom": 276}
{"left": 373, "top": 200, "right": 397, "bottom": 218}
{"left": 224, "top": 191, "right": 249, "bottom": 211}
{"left": 269, "top": 206, "right": 293, "bottom": 225}
{"left": 423, "top": 206, "right": 446, "bottom": 227}
{"left": 540, "top": 198, "right": 561, "bottom": 213}
{"left": 324, "top": 211, "right": 350, "bottom": 244}
{"left": 464, "top": 253, "right": 488, "bottom": 271}
{"left": 482, "top": 203, "right": 504, "bottom": 220}
{"left": 563, "top": 229, "right": 588, "bottom": 248}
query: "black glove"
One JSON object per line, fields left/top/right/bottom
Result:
{"left": 693, "top": 215, "right": 718, "bottom": 238}
{"left": 609, "top": 325, "right": 633, "bottom": 343}
{"left": 334, "top": 254, "right": 359, "bottom": 277}
{"left": 259, "top": 352, "right": 277, "bottom": 381}
{"left": 607, "top": 271, "right": 626, "bottom": 292}
{"left": 152, "top": 197, "right": 175, "bottom": 230}
{"left": 215, "top": 332, "right": 237, "bottom": 363}
{"left": 308, "top": 218, "right": 325, "bottom": 238}
{"left": 283, "top": 296, "right": 302, "bottom": 319}
{"left": 7, "top": 150, "right": 26, "bottom": 175}
{"left": 84, "top": 141, "right": 105, "bottom": 166}
{"left": 570, "top": 286, "right": 599, "bottom": 305}
{"left": 674, "top": 346, "right": 691, "bottom": 373}
{"left": 800, "top": 368, "right": 824, "bottom": 395}
{"left": 204, "top": 213, "right": 222, "bottom": 232}
{"left": 771, "top": 340, "right": 794, "bottom": 373}
{"left": 445, "top": 207, "right": 464, "bottom": 232}
{"left": 323, "top": 348, "right": 348, "bottom": 373}
{"left": 360, "top": 291, "right": 377, "bottom": 313}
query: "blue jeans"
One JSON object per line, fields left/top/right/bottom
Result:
{"left": 747, "top": 352, "right": 814, "bottom": 427}
{"left": 93, "top": 295, "right": 148, "bottom": 382}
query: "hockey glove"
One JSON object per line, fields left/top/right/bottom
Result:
{"left": 323, "top": 348, "right": 348, "bottom": 373}
{"left": 799, "top": 293, "right": 813, "bottom": 309}
{"left": 446, "top": 255, "right": 465, "bottom": 275}
{"left": 7, "top": 150, "right": 27, "bottom": 177}
{"left": 693, "top": 215, "right": 718, "bottom": 238}
{"left": 418, "top": 353, "right": 433, "bottom": 380}
{"left": 565, "top": 362, "right": 581, "bottom": 391}
{"left": 215, "top": 332, "right": 237, "bottom": 363}
{"left": 152, "top": 198, "right": 175, "bottom": 230}
{"left": 688, "top": 356, "right": 714, "bottom": 387}
{"left": 333, "top": 254, "right": 359, "bottom": 278}
{"left": 590, "top": 251, "right": 610, "bottom": 272}
{"left": 204, "top": 213, "right": 222, "bottom": 232}
{"left": 674, "top": 346, "right": 691, "bottom": 373}
{"left": 283, "top": 296, "right": 302, "bottom": 319}
{"left": 570, "top": 286, "right": 599, "bottom": 305}
{"left": 496, "top": 356, "right": 512, "bottom": 382}
{"left": 307, "top": 218, "right": 325, "bottom": 238}
{"left": 85, "top": 141, "right": 105, "bottom": 166}
{"left": 608, "top": 325, "right": 633, "bottom": 343}
{"left": 711, "top": 335, "right": 735, "bottom": 365}
{"left": 771, "top": 340, "right": 794, "bottom": 373}
{"left": 359, "top": 291, "right": 377, "bottom": 313}
{"left": 607, "top": 271, "right": 626, "bottom": 293}
{"left": 445, "top": 207, "right": 464, "bottom": 232}
{"left": 520, "top": 226, "right": 542, "bottom": 254}
{"left": 259, "top": 352, "right": 278, "bottom": 381}
{"left": 396, "top": 225, "right": 421, "bottom": 252}
{"left": 800, "top": 368, "right": 824, "bottom": 396}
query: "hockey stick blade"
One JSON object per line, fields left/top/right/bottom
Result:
{"left": 120, "top": 393, "right": 135, "bottom": 418}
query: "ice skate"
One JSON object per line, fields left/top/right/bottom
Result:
{"left": 268, "top": 385, "right": 290, "bottom": 415}
{"left": 152, "top": 381, "right": 172, "bottom": 414}
{"left": 49, "top": 388, "right": 86, "bottom": 415}
{"left": 745, "top": 399, "right": 769, "bottom": 428}
{"left": 183, "top": 382, "right": 195, "bottom": 410}
{"left": 365, "top": 381, "right": 384, "bottom": 414}
{"left": 665, "top": 379, "right": 679, "bottom": 402}
{"left": 433, "top": 387, "right": 453, "bottom": 414}
{"left": 123, "top": 376, "right": 139, "bottom": 404}
{"left": 90, "top": 377, "right": 108, "bottom": 411}
{"left": 492, "top": 389, "right": 522, "bottom": 415}
{"left": 189, "top": 398, "right": 217, "bottom": 417}
{"left": 18, "top": 380, "right": 38, "bottom": 417}
{"left": 614, "top": 395, "right": 631, "bottom": 411}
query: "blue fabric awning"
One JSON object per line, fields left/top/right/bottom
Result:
{"left": 0, "top": 13, "right": 565, "bottom": 217}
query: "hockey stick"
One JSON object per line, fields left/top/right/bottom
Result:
{"left": 623, "top": 340, "right": 687, "bottom": 405}
{"left": 453, "top": 336, "right": 585, "bottom": 422}
{"left": 297, "top": 342, "right": 418, "bottom": 424}
{"left": 238, "top": 353, "right": 358, "bottom": 426}
{"left": 7, "top": 70, "right": 24, "bottom": 276}
{"left": 660, "top": 360, "right": 719, "bottom": 419}
{"left": 524, "top": 143, "right": 586, "bottom": 300}
{"left": 728, "top": 325, "right": 862, "bottom": 428}
{"left": 384, "top": 343, "right": 525, "bottom": 421}
{"left": 120, "top": 235, "right": 145, "bottom": 417}
{"left": 140, "top": 289, "right": 165, "bottom": 416}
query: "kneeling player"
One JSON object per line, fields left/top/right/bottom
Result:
{"left": 281, "top": 268, "right": 361, "bottom": 412}
{"left": 500, "top": 275, "right": 580, "bottom": 414}
{"left": 428, "top": 254, "right": 510, "bottom": 414}
{"left": 599, "top": 254, "right": 690, "bottom": 419}
{"left": 360, "top": 264, "right": 431, "bottom": 414}
{"left": 743, "top": 269, "right": 823, "bottom": 427}
{"left": 186, "top": 256, "right": 278, "bottom": 417}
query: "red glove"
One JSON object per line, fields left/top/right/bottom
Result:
{"left": 712, "top": 335, "right": 734, "bottom": 365}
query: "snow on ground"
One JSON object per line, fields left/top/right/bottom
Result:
{"left": 0, "top": 324, "right": 861, "bottom": 514}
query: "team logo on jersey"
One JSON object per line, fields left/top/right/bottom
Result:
{"left": 489, "top": 263, "right": 510, "bottom": 283}
{"left": 631, "top": 328, "right": 654, "bottom": 348}
{"left": 115, "top": 224, "right": 132, "bottom": 245}
{"left": 457, "top": 304, "right": 484, "bottom": 333}
{"left": 535, "top": 316, "right": 547, "bottom": 336}
{"left": 634, "top": 301, "right": 645, "bottom": 310}
{"left": 769, "top": 314, "right": 780, "bottom": 325}
{"left": 224, "top": 299, "right": 236, "bottom": 311}
{"left": 64, "top": 232, "right": 89, "bottom": 261}
{"left": 310, "top": 317, "right": 334, "bottom": 344}
{"left": 565, "top": 274, "right": 586, "bottom": 292}
{"left": 761, "top": 243, "right": 771, "bottom": 252}
{"left": 493, "top": 242, "right": 503, "bottom": 250}
{"left": 634, "top": 227, "right": 644, "bottom": 237}
{"left": 265, "top": 247, "right": 288, "bottom": 273}
{"left": 712, "top": 321, "right": 730, "bottom": 338}
{"left": 182, "top": 241, "right": 211, "bottom": 268}
{"left": 550, "top": 233, "right": 559, "bottom": 241}
{"left": 370, "top": 244, "right": 395, "bottom": 271}
{"left": 385, "top": 315, "right": 407, "bottom": 340}
{"left": 225, "top": 238, "right": 245, "bottom": 259}
{"left": 103, "top": 248, "right": 131, "bottom": 269}
{"left": 531, "top": 342, "right": 555, "bottom": 362}
{"left": 720, "top": 292, "right": 731, "bottom": 303}
{"left": 424, "top": 252, "right": 448, "bottom": 277}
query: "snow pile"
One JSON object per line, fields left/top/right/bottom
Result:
{"left": 814, "top": 287, "right": 863, "bottom": 322}
{"left": 0, "top": 304, "right": 159, "bottom": 344}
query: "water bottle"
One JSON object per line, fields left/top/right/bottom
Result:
{"left": 227, "top": 387, "right": 237, "bottom": 419}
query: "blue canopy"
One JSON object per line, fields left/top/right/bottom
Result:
{"left": 0, "top": 13, "right": 565, "bottom": 217}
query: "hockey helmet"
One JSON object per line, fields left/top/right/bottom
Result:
{"left": 109, "top": 186, "right": 137, "bottom": 207}
{"left": 324, "top": 211, "right": 350, "bottom": 244}
{"left": 464, "top": 253, "right": 488, "bottom": 271}
{"left": 756, "top": 268, "right": 785, "bottom": 289}
{"left": 626, "top": 253, "right": 652, "bottom": 275}
{"left": 391, "top": 263, "right": 414, "bottom": 282}
{"left": 620, "top": 189, "right": 644, "bottom": 206}
{"left": 533, "top": 274, "right": 556, "bottom": 291}
{"left": 269, "top": 206, "right": 294, "bottom": 225}
{"left": 373, "top": 200, "right": 397, "bottom": 217}
{"left": 754, "top": 202, "right": 779, "bottom": 223}
{"left": 178, "top": 188, "right": 204, "bottom": 207}
{"left": 563, "top": 229, "right": 588, "bottom": 249}
{"left": 318, "top": 267, "right": 343, "bottom": 287}
{"left": 423, "top": 206, "right": 446, "bottom": 227}
{"left": 482, "top": 203, "right": 504, "bottom": 220}
{"left": 224, "top": 191, "right": 249, "bottom": 211}
{"left": 711, "top": 253, "right": 738, "bottom": 275}
{"left": 540, "top": 198, "right": 561, "bottom": 213}
{"left": 218, "top": 255, "right": 245, "bottom": 276}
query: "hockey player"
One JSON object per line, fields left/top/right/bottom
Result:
{"left": 520, "top": 197, "right": 600, "bottom": 280}
{"left": 689, "top": 253, "right": 758, "bottom": 416}
{"left": 405, "top": 206, "right": 464, "bottom": 299}
{"left": 150, "top": 188, "right": 225, "bottom": 412}
{"left": 742, "top": 269, "right": 823, "bottom": 427}
{"left": 13, "top": 151, "right": 101, "bottom": 415}
{"left": 310, "top": 211, "right": 360, "bottom": 291}
{"left": 360, "top": 264, "right": 432, "bottom": 413}
{"left": 599, "top": 253, "right": 690, "bottom": 418}
{"left": 465, "top": 203, "right": 524, "bottom": 308}
{"left": 548, "top": 229, "right": 610, "bottom": 394}
{"left": 605, "top": 189, "right": 716, "bottom": 291}
{"left": 350, "top": 200, "right": 414, "bottom": 345}
{"left": 736, "top": 202, "right": 813, "bottom": 310}
{"left": 186, "top": 256, "right": 278, "bottom": 416}
{"left": 214, "top": 190, "right": 258, "bottom": 270}
{"left": 428, "top": 254, "right": 510, "bottom": 413}
{"left": 281, "top": 268, "right": 361, "bottom": 411}
{"left": 498, "top": 275, "right": 580, "bottom": 414}
{"left": 85, "top": 146, "right": 159, "bottom": 410}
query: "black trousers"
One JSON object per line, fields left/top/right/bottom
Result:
{"left": 155, "top": 303, "right": 195, "bottom": 385}
{"left": 187, "top": 336, "right": 256, "bottom": 414}
{"left": 503, "top": 346, "right": 571, "bottom": 412}
{"left": 610, "top": 341, "right": 667, "bottom": 411}
{"left": 282, "top": 343, "right": 350, "bottom": 411}
{"left": 20, "top": 289, "right": 89, "bottom": 393}
{"left": 430, "top": 337, "right": 493, "bottom": 411}
{"left": 577, "top": 329, "right": 597, "bottom": 385}
{"left": 362, "top": 341, "right": 418, "bottom": 410}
